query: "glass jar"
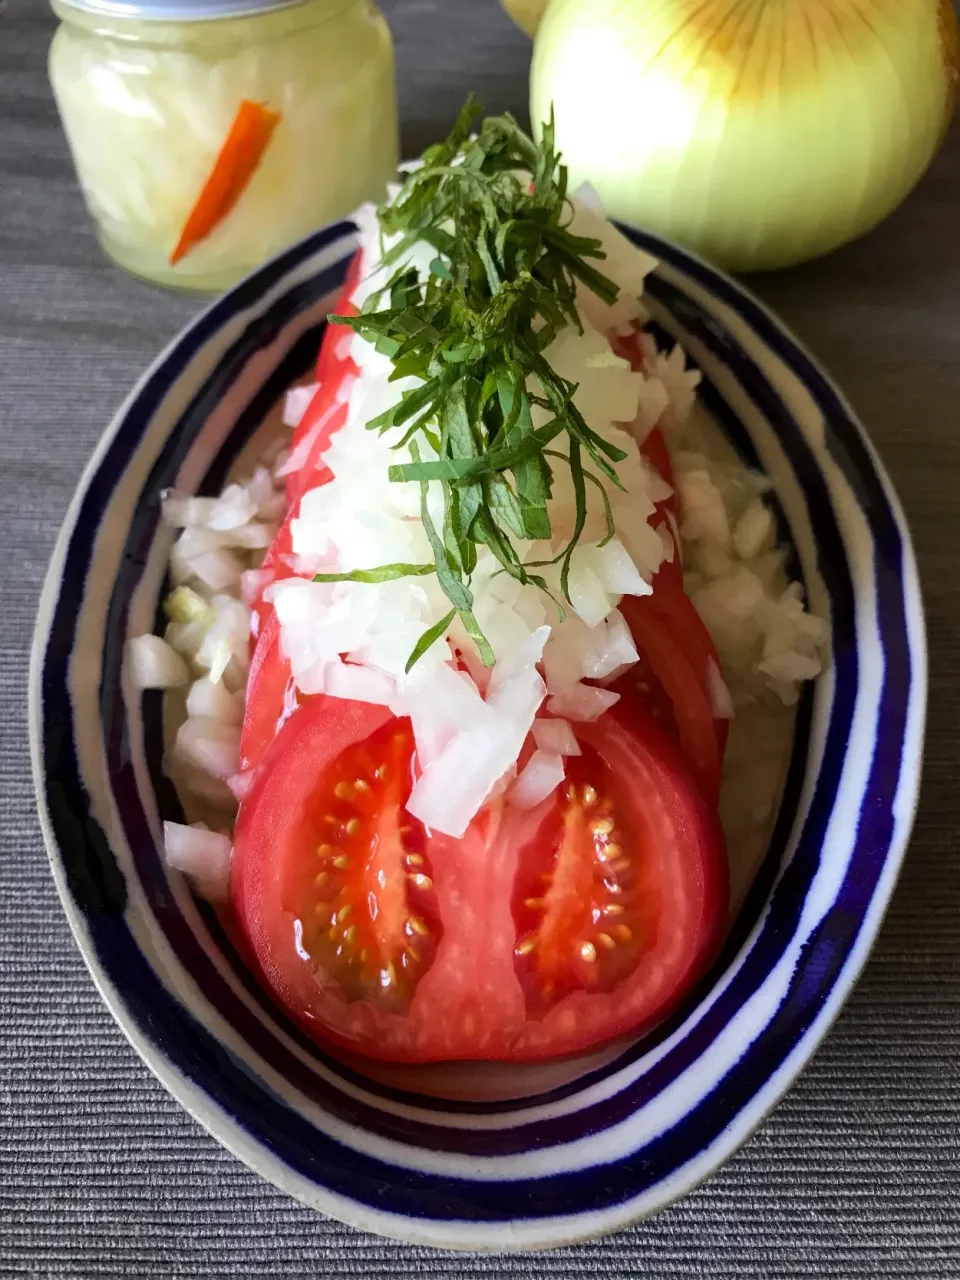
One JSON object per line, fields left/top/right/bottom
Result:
{"left": 49, "top": 0, "right": 399, "bottom": 291}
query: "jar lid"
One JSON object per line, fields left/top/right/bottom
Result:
{"left": 56, "top": 0, "right": 306, "bottom": 19}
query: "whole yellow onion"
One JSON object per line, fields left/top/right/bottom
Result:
{"left": 531, "top": 0, "right": 960, "bottom": 271}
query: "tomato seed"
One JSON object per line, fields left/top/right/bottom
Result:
{"left": 597, "top": 932, "right": 616, "bottom": 950}
{"left": 614, "top": 924, "right": 632, "bottom": 943}
{"left": 516, "top": 936, "right": 537, "bottom": 955}
{"left": 407, "top": 915, "right": 429, "bottom": 936}
{"left": 337, "top": 905, "right": 352, "bottom": 923}
{"left": 345, "top": 817, "right": 360, "bottom": 837}
{"left": 406, "top": 852, "right": 425, "bottom": 867}
{"left": 581, "top": 784, "right": 597, "bottom": 807}
{"left": 592, "top": 818, "right": 614, "bottom": 837}
{"left": 408, "top": 872, "right": 433, "bottom": 891}
{"left": 580, "top": 941, "right": 597, "bottom": 963}
{"left": 333, "top": 854, "right": 350, "bottom": 870}
{"left": 354, "top": 777, "right": 370, "bottom": 792}
{"left": 317, "top": 843, "right": 333, "bottom": 857}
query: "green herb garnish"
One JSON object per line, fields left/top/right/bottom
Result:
{"left": 319, "top": 97, "right": 627, "bottom": 668}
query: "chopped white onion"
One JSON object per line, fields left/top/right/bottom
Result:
{"left": 207, "top": 484, "right": 257, "bottom": 531}
{"left": 282, "top": 382, "right": 320, "bottom": 428}
{"left": 532, "top": 717, "right": 581, "bottom": 756}
{"left": 162, "top": 821, "right": 232, "bottom": 902}
{"left": 187, "top": 549, "right": 245, "bottom": 592}
{"left": 582, "top": 609, "right": 639, "bottom": 681}
{"left": 324, "top": 658, "right": 396, "bottom": 707}
{"left": 186, "top": 677, "right": 244, "bottom": 726}
{"left": 241, "top": 568, "right": 275, "bottom": 608}
{"left": 174, "top": 717, "right": 241, "bottom": 780}
{"left": 733, "top": 498, "right": 774, "bottom": 561}
{"left": 511, "top": 750, "right": 566, "bottom": 809}
{"left": 128, "top": 634, "right": 188, "bottom": 690}
{"left": 161, "top": 491, "right": 217, "bottom": 529}
{"left": 546, "top": 683, "right": 620, "bottom": 722}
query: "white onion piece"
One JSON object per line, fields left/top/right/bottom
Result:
{"left": 217, "top": 523, "right": 275, "bottom": 551}
{"left": 593, "top": 538, "right": 652, "bottom": 598}
{"left": 511, "top": 750, "right": 565, "bottom": 810}
{"left": 245, "top": 465, "right": 276, "bottom": 511}
{"left": 406, "top": 662, "right": 545, "bottom": 837}
{"left": 547, "top": 683, "right": 620, "bottom": 722}
{"left": 283, "top": 382, "right": 320, "bottom": 428}
{"left": 128, "top": 634, "right": 188, "bottom": 689}
{"left": 581, "top": 609, "right": 639, "bottom": 681}
{"left": 164, "top": 619, "right": 207, "bottom": 661}
{"left": 188, "top": 549, "right": 245, "bottom": 592}
{"left": 567, "top": 552, "right": 616, "bottom": 627}
{"left": 733, "top": 498, "right": 775, "bottom": 561}
{"left": 678, "top": 469, "right": 730, "bottom": 547}
{"left": 175, "top": 717, "right": 241, "bottom": 780}
{"left": 196, "top": 596, "right": 250, "bottom": 683}
{"left": 186, "top": 677, "right": 244, "bottom": 726}
{"left": 161, "top": 492, "right": 217, "bottom": 528}
{"left": 275, "top": 399, "right": 339, "bottom": 479}
{"left": 162, "top": 821, "right": 231, "bottom": 902}
{"left": 241, "top": 568, "right": 274, "bottom": 609}
{"left": 654, "top": 347, "right": 701, "bottom": 430}
{"left": 532, "top": 717, "right": 581, "bottom": 756}
{"left": 632, "top": 377, "right": 671, "bottom": 438}
{"left": 324, "top": 658, "right": 396, "bottom": 707}
{"left": 207, "top": 484, "right": 257, "bottom": 531}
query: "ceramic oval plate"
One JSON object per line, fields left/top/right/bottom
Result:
{"left": 30, "top": 220, "right": 926, "bottom": 1251}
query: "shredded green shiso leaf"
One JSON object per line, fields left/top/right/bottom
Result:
{"left": 321, "top": 98, "right": 630, "bottom": 671}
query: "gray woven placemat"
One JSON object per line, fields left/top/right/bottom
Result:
{"left": 2, "top": 2, "right": 958, "bottom": 1275}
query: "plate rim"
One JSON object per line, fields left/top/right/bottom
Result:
{"left": 29, "top": 221, "right": 928, "bottom": 1251}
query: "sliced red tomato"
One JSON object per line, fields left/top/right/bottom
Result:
{"left": 232, "top": 696, "right": 727, "bottom": 1063}
{"left": 283, "top": 251, "right": 362, "bottom": 502}
{"left": 616, "top": 591, "right": 725, "bottom": 805}
{"left": 240, "top": 611, "right": 297, "bottom": 773}
{"left": 315, "top": 249, "right": 363, "bottom": 387}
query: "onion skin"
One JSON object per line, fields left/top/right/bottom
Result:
{"left": 531, "top": 0, "right": 960, "bottom": 271}
{"left": 500, "top": 0, "right": 550, "bottom": 36}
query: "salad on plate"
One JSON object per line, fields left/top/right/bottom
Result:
{"left": 129, "top": 103, "right": 828, "bottom": 1065}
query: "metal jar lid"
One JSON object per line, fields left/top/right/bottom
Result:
{"left": 55, "top": 0, "right": 308, "bottom": 20}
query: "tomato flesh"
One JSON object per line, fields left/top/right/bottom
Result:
{"left": 232, "top": 698, "right": 728, "bottom": 1063}
{"left": 281, "top": 718, "right": 441, "bottom": 1013}
{"left": 513, "top": 752, "right": 658, "bottom": 1013}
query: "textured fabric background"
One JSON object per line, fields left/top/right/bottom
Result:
{"left": 2, "top": 2, "right": 959, "bottom": 1275}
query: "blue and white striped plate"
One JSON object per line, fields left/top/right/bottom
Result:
{"left": 30, "top": 220, "right": 926, "bottom": 1251}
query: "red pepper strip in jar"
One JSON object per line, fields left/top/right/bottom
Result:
{"left": 171, "top": 99, "right": 282, "bottom": 266}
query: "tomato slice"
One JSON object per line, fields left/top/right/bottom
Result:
{"left": 240, "top": 610, "right": 297, "bottom": 773}
{"left": 232, "top": 696, "right": 727, "bottom": 1063}
{"left": 315, "top": 249, "right": 362, "bottom": 389}
{"left": 616, "top": 592, "right": 724, "bottom": 805}
{"left": 284, "top": 250, "right": 362, "bottom": 502}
